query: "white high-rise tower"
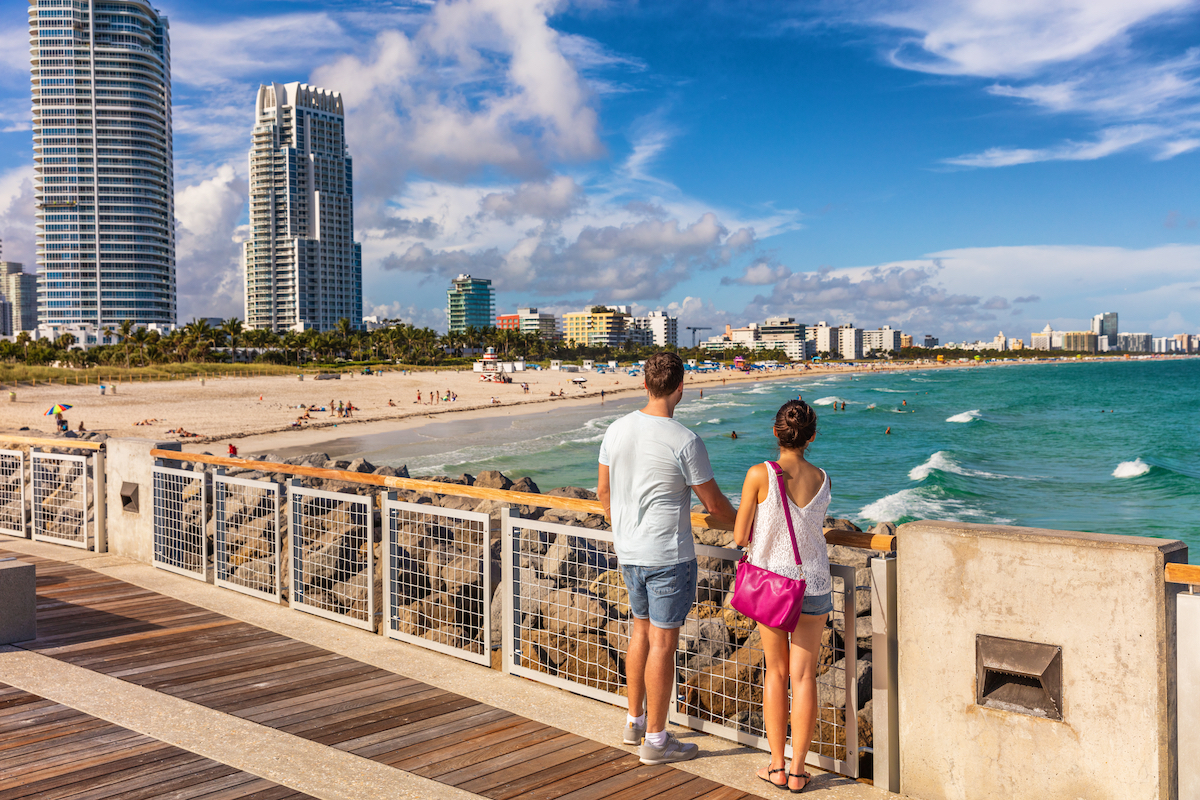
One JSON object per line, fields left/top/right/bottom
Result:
{"left": 29, "top": 0, "right": 176, "bottom": 327}
{"left": 244, "top": 82, "right": 361, "bottom": 332}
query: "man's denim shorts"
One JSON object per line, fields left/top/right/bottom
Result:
{"left": 802, "top": 591, "right": 833, "bottom": 617}
{"left": 621, "top": 560, "right": 698, "bottom": 630}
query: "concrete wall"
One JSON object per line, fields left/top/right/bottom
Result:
{"left": 104, "top": 438, "right": 179, "bottom": 564}
{"left": 897, "top": 521, "right": 1186, "bottom": 800}
{"left": 1179, "top": 592, "right": 1200, "bottom": 800}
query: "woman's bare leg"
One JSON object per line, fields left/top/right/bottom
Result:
{"left": 788, "top": 612, "right": 827, "bottom": 791}
{"left": 757, "top": 622, "right": 791, "bottom": 785}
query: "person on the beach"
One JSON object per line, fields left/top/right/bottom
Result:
{"left": 416, "top": 390, "right": 421, "bottom": 404}
{"left": 732, "top": 400, "right": 832, "bottom": 793}
{"left": 388, "top": 399, "right": 396, "bottom": 407}
{"left": 598, "top": 352, "right": 736, "bottom": 765}
{"left": 227, "top": 443, "right": 238, "bottom": 457}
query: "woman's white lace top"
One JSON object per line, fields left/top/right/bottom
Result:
{"left": 745, "top": 462, "right": 832, "bottom": 596}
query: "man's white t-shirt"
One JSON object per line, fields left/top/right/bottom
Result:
{"left": 598, "top": 410, "right": 715, "bottom": 566}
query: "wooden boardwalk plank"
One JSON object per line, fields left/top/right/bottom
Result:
{"left": 7, "top": 549, "right": 749, "bottom": 800}
{"left": 0, "top": 684, "right": 314, "bottom": 800}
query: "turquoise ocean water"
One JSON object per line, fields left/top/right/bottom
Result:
{"left": 338, "top": 359, "right": 1199, "bottom": 550}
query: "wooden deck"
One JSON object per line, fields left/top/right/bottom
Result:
{"left": 0, "top": 684, "right": 316, "bottom": 800}
{"left": 3, "top": 548, "right": 753, "bottom": 800}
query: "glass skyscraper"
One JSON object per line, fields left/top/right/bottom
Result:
{"left": 244, "top": 82, "right": 361, "bottom": 332}
{"left": 29, "top": 0, "right": 176, "bottom": 327}
{"left": 447, "top": 274, "right": 495, "bottom": 333}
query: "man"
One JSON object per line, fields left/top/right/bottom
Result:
{"left": 598, "top": 352, "right": 736, "bottom": 765}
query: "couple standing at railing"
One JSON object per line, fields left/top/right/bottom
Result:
{"left": 599, "top": 352, "right": 831, "bottom": 794}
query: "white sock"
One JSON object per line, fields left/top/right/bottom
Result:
{"left": 645, "top": 730, "right": 668, "bottom": 748}
{"left": 627, "top": 713, "right": 646, "bottom": 727}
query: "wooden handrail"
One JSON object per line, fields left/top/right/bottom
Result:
{"left": 0, "top": 434, "right": 103, "bottom": 451}
{"left": 1166, "top": 562, "right": 1200, "bottom": 585}
{"left": 152, "top": 449, "right": 896, "bottom": 552}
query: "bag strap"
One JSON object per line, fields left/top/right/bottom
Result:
{"left": 767, "top": 461, "right": 803, "bottom": 567}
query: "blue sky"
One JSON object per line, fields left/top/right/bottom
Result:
{"left": 2, "top": 0, "right": 1199, "bottom": 339}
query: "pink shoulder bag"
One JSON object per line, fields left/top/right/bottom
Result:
{"left": 730, "top": 461, "right": 807, "bottom": 630}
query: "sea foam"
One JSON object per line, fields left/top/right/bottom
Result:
{"left": 813, "top": 396, "right": 842, "bottom": 406}
{"left": 1112, "top": 458, "right": 1151, "bottom": 478}
{"left": 946, "top": 409, "right": 982, "bottom": 423}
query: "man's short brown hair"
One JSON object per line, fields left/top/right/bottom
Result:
{"left": 644, "top": 352, "right": 684, "bottom": 398}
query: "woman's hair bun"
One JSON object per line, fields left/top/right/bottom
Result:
{"left": 774, "top": 400, "right": 817, "bottom": 450}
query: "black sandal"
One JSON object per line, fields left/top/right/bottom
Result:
{"left": 758, "top": 766, "right": 787, "bottom": 787}
{"left": 787, "top": 770, "right": 812, "bottom": 794}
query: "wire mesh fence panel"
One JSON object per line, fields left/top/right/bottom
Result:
{"left": 31, "top": 451, "right": 89, "bottom": 549}
{"left": 502, "top": 510, "right": 628, "bottom": 707}
{"left": 214, "top": 473, "right": 283, "bottom": 603}
{"left": 152, "top": 464, "right": 209, "bottom": 581}
{"left": 0, "top": 450, "right": 26, "bottom": 538}
{"left": 289, "top": 484, "right": 375, "bottom": 631}
{"left": 383, "top": 498, "right": 492, "bottom": 666}
{"left": 671, "top": 555, "right": 859, "bottom": 777}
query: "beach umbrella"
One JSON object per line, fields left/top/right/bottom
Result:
{"left": 45, "top": 403, "right": 72, "bottom": 415}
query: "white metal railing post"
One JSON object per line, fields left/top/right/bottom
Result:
{"left": 871, "top": 552, "right": 899, "bottom": 793}
{"left": 1179, "top": 588, "right": 1200, "bottom": 799}
{"left": 501, "top": 506, "right": 515, "bottom": 676}
{"left": 93, "top": 448, "right": 106, "bottom": 552}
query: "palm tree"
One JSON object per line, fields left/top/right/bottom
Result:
{"left": 15, "top": 331, "right": 31, "bottom": 361}
{"left": 221, "top": 318, "right": 244, "bottom": 363}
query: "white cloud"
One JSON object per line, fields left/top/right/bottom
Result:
{"left": 479, "top": 175, "right": 586, "bottom": 222}
{"left": 174, "top": 164, "right": 247, "bottom": 321}
{"left": 944, "top": 124, "right": 1164, "bottom": 166}
{"left": 171, "top": 13, "right": 354, "bottom": 89}
{"left": 380, "top": 211, "right": 750, "bottom": 302}
{"left": 847, "top": 1, "right": 1200, "bottom": 166}
{"left": 0, "top": 166, "right": 36, "bottom": 266}
{"left": 873, "top": 0, "right": 1193, "bottom": 78}
{"left": 312, "top": 0, "right": 604, "bottom": 219}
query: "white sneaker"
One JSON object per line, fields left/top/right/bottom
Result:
{"left": 623, "top": 719, "right": 646, "bottom": 745}
{"left": 638, "top": 731, "right": 699, "bottom": 764}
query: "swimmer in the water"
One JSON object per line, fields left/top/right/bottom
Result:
{"left": 902, "top": 399, "right": 907, "bottom": 406}
{"left": 885, "top": 427, "right": 891, "bottom": 435}
{"left": 731, "top": 431, "right": 738, "bottom": 439}
{"left": 840, "top": 401, "right": 845, "bottom": 411}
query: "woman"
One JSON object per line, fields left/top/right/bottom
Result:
{"left": 733, "top": 400, "right": 832, "bottom": 793}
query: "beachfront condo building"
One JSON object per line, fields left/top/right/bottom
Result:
{"left": 447, "top": 274, "right": 495, "bottom": 333}
{"left": 629, "top": 311, "right": 678, "bottom": 348}
{"left": 244, "top": 82, "right": 361, "bottom": 333}
{"left": 863, "top": 325, "right": 902, "bottom": 353}
{"left": 1062, "top": 331, "right": 1098, "bottom": 353}
{"left": 496, "top": 307, "right": 558, "bottom": 339}
{"left": 0, "top": 262, "right": 38, "bottom": 333}
{"left": 563, "top": 306, "right": 629, "bottom": 347}
{"left": 838, "top": 324, "right": 864, "bottom": 360}
{"left": 29, "top": 0, "right": 176, "bottom": 328}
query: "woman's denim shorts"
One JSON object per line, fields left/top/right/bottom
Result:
{"left": 802, "top": 591, "right": 833, "bottom": 616}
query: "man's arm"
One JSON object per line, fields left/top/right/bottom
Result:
{"left": 692, "top": 479, "right": 736, "bottom": 527}
{"left": 598, "top": 463, "right": 611, "bottom": 520}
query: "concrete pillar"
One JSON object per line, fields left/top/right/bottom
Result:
{"left": 896, "top": 521, "right": 1186, "bottom": 800}
{"left": 104, "top": 438, "right": 179, "bottom": 564}
{"left": 1179, "top": 591, "right": 1200, "bottom": 800}
{"left": 0, "top": 559, "right": 36, "bottom": 643}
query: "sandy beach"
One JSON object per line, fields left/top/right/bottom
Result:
{"left": 0, "top": 360, "right": 952, "bottom": 453}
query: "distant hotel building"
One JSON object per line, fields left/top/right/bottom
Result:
{"left": 563, "top": 306, "right": 629, "bottom": 347}
{"left": 30, "top": 0, "right": 176, "bottom": 328}
{"left": 496, "top": 307, "right": 558, "bottom": 339}
{"left": 629, "top": 310, "right": 678, "bottom": 348}
{"left": 447, "top": 274, "right": 494, "bottom": 333}
{"left": 0, "top": 262, "right": 38, "bottom": 334}
{"left": 244, "top": 82, "right": 361, "bottom": 332}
